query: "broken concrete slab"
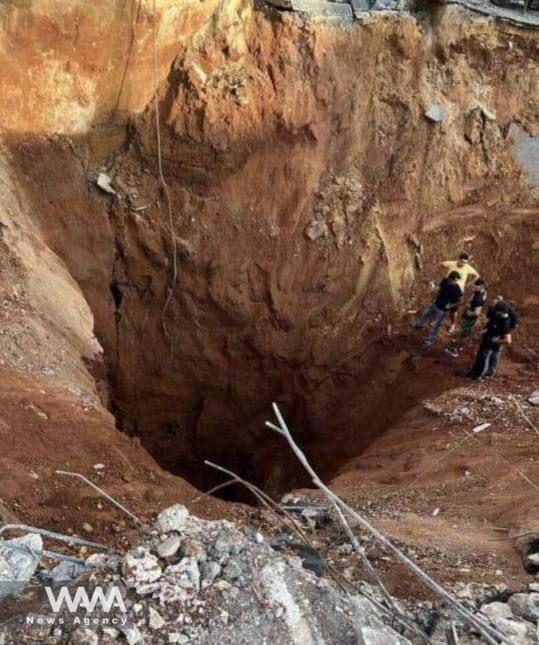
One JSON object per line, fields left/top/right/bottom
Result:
{"left": 350, "top": 0, "right": 370, "bottom": 12}
{"left": 0, "top": 533, "right": 43, "bottom": 599}
{"left": 291, "top": 0, "right": 354, "bottom": 18}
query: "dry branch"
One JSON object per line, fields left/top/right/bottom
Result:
{"left": 266, "top": 403, "right": 511, "bottom": 645}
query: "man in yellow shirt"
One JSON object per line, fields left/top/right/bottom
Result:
{"left": 441, "top": 252, "right": 479, "bottom": 333}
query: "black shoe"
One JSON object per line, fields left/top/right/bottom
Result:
{"left": 465, "top": 372, "right": 480, "bottom": 381}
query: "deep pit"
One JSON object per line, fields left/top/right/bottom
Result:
{"left": 0, "top": 0, "right": 537, "bottom": 510}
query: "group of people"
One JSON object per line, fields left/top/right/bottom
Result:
{"left": 413, "top": 253, "right": 518, "bottom": 381}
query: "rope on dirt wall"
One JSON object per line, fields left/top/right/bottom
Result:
{"left": 152, "top": 0, "right": 179, "bottom": 354}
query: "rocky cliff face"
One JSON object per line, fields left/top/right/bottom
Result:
{"left": 0, "top": 0, "right": 537, "bottom": 493}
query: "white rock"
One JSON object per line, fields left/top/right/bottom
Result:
{"left": 528, "top": 390, "right": 539, "bottom": 406}
{"left": 85, "top": 553, "right": 109, "bottom": 568}
{"left": 96, "top": 173, "right": 117, "bottom": 196}
{"left": 480, "top": 601, "right": 513, "bottom": 619}
{"left": 424, "top": 104, "right": 444, "bottom": 123}
{"left": 123, "top": 549, "right": 162, "bottom": 587}
{"left": 155, "top": 505, "right": 189, "bottom": 533}
{"left": 201, "top": 561, "right": 221, "bottom": 584}
{"left": 102, "top": 627, "right": 120, "bottom": 639}
{"left": 527, "top": 552, "right": 539, "bottom": 567}
{"left": 166, "top": 557, "right": 200, "bottom": 591}
{"left": 156, "top": 536, "right": 182, "bottom": 559}
{"left": 122, "top": 626, "right": 142, "bottom": 645}
{"left": 93, "top": 463, "right": 106, "bottom": 470}
{"left": 168, "top": 633, "right": 189, "bottom": 644}
{"left": 148, "top": 606, "right": 166, "bottom": 630}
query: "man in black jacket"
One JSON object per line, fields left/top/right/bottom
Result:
{"left": 414, "top": 271, "right": 463, "bottom": 349}
{"left": 445, "top": 278, "right": 488, "bottom": 357}
{"left": 468, "top": 300, "right": 513, "bottom": 380}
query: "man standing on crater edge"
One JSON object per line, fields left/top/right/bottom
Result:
{"left": 441, "top": 252, "right": 480, "bottom": 334}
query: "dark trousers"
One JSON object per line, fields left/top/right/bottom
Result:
{"left": 470, "top": 340, "right": 502, "bottom": 379}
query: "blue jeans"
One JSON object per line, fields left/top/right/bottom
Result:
{"left": 415, "top": 303, "right": 446, "bottom": 347}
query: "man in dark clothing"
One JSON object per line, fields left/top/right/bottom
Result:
{"left": 468, "top": 301, "right": 513, "bottom": 380}
{"left": 445, "top": 278, "right": 488, "bottom": 357}
{"left": 414, "top": 271, "right": 463, "bottom": 349}
{"left": 487, "top": 296, "right": 519, "bottom": 330}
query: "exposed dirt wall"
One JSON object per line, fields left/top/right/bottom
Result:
{"left": 1, "top": 0, "right": 537, "bottom": 493}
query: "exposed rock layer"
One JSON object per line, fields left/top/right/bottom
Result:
{"left": 1, "top": 0, "right": 537, "bottom": 491}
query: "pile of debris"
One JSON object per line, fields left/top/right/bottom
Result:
{"left": 1, "top": 505, "right": 413, "bottom": 644}
{"left": 1, "top": 505, "right": 538, "bottom": 643}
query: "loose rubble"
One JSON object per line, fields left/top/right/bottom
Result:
{"left": 1, "top": 505, "right": 538, "bottom": 643}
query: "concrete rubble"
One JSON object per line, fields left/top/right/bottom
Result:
{"left": 1, "top": 506, "right": 539, "bottom": 643}
{"left": 0, "top": 534, "right": 43, "bottom": 600}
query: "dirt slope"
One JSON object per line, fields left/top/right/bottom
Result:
{"left": 0, "top": 0, "right": 537, "bottom": 593}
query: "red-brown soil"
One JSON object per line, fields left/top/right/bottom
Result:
{"left": 0, "top": 0, "right": 537, "bottom": 597}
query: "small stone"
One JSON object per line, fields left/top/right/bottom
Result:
{"left": 156, "top": 536, "right": 182, "bottom": 559}
{"left": 201, "top": 561, "right": 221, "bottom": 584}
{"left": 181, "top": 538, "right": 206, "bottom": 563}
{"left": 82, "top": 522, "right": 94, "bottom": 534}
{"left": 50, "top": 560, "right": 85, "bottom": 582}
{"left": 86, "top": 553, "right": 108, "bottom": 568}
{"left": 155, "top": 505, "right": 189, "bottom": 533}
{"left": 424, "top": 104, "right": 444, "bottom": 123}
{"left": 214, "top": 533, "right": 243, "bottom": 556}
{"left": 97, "top": 173, "right": 117, "bottom": 196}
{"left": 122, "top": 626, "right": 142, "bottom": 645}
{"left": 481, "top": 601, "right": 513, "bottom": 619}
{"left": 214, "top": 579, "right": 231, "bottom": 591}
{"left": 148, "top": 606, "right": 166, "bottom": 630}
{"left": 166, "top": 557, "right": 200, "bottom": 591}
{"left": 305, "top": 220, "right": 328, "bottom": 241}
{"left": 102, "top": 627, "right": 120, "bottom": 639}
{"left": 168, "top": 634, "right": 189, "bottom": 644}
{"left": 526, "top": 552, "right": 539, "bottom": 567}
{"left": 71, "top": 628, "right": 99, "bottom": 645}
{"left": 528, "top": 390, "right": 539, "bottom": 406}
{"left": 123, "top": 549, "right": 162, "bottom": 586}
{"left": 93, "top": 463, "right": 106, "bottom": 470}
{"left": 223, "top": 560, "right": 242, "bottom": 581}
